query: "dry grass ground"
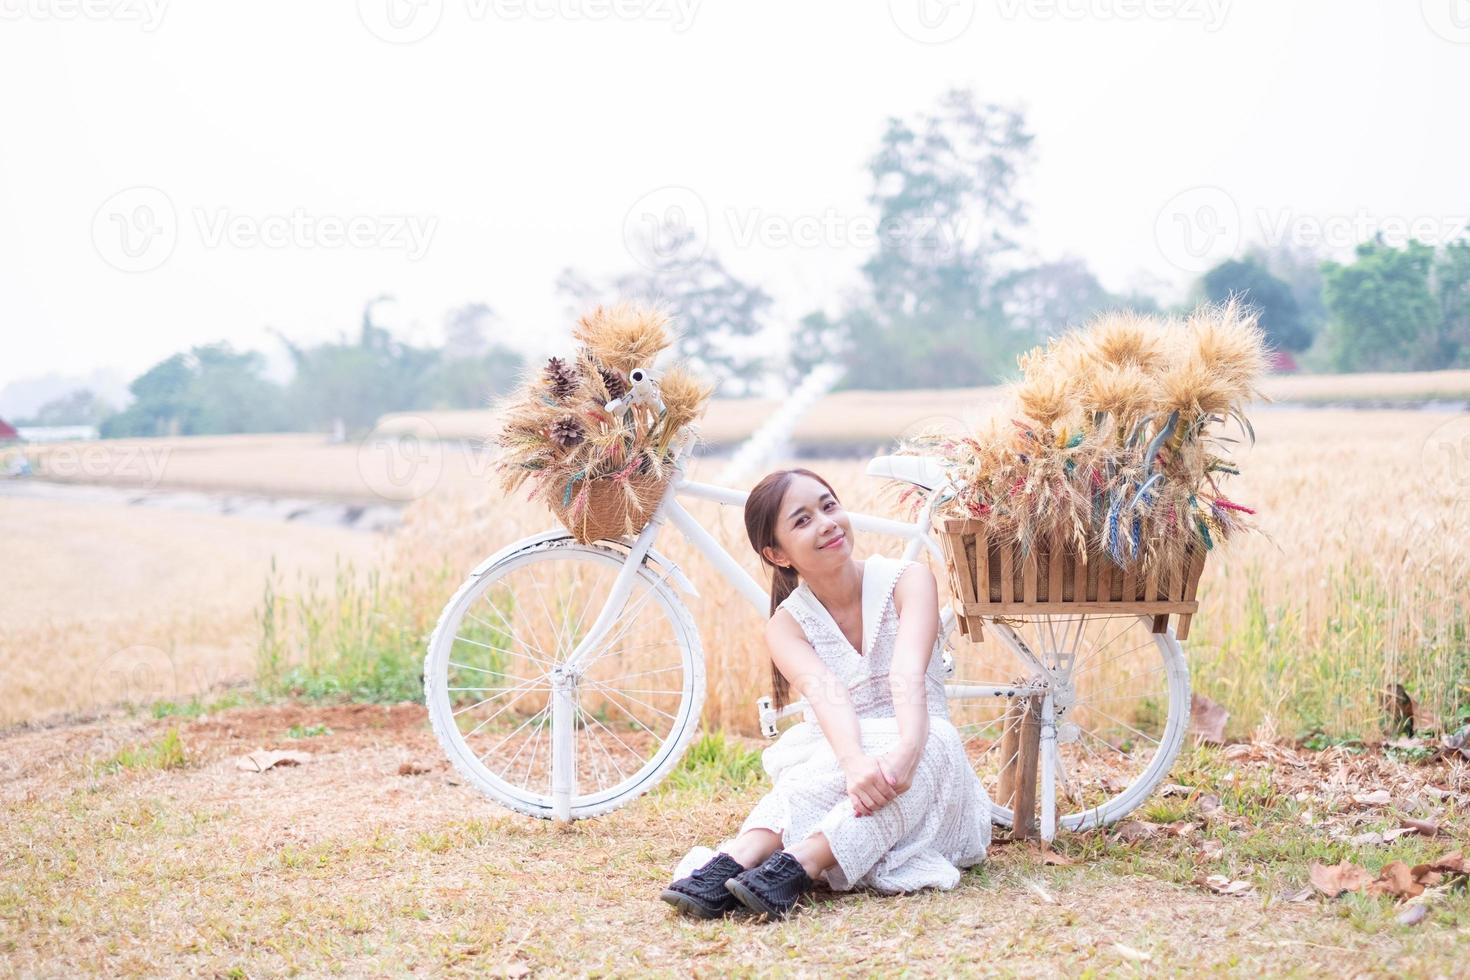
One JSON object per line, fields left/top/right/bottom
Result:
{"left": 2, "top": 701, "right": 1466, "bottom": 977}
{"left": 0, "top": 497, "right": 380, "bottom": 727}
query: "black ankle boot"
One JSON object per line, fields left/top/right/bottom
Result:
{"left": 660, "top": 851, "right": 747, "bottom": 919}
{"left": 723, "top": 849, "right": 817, "bottom": 919}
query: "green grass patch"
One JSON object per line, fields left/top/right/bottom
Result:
{"left": 98, "top": 727, "right": 187, "bottom": 774}
{"left": 661, "top": 730, "right": 764, "bottom": 793}
{"left": 254, "top": 555, "right": 455, "bottom": 704}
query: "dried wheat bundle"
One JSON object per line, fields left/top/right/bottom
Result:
{"left": 895, "top": 297, "right": 1270, "bottom": 574}
{"left": 489, "top": 301, "right": 714, "bottom": 537}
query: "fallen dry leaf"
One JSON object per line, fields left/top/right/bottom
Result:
{"left": 235, "top": 749, "right": 311, "bottom": 773}
{"left": 1399, "top": 817, "right": 1441, "bottom": 837}
{"left": 397, "top": 761, "right": 431, "bottom": 776}
{"left": 1369, "top": 861, "right": 1424, "bottom": 900}
{"left": 1352, "top": 789, "right": 1392, "bottom": 808}
{"left": 1309, "top": 860, "right": 1373, "bottom": 898}
{"left": 1281, "top": 886, "right": 1315, "bottom": 903}
{"left": 1422, "top": 851, "right": 1470, "bottom": 876}
{"left": 1200, "top": 874, "right": 1255, "bottom": 897}
{"left": 1167, "top": 821, "right": 1199, "bottom": 838}
{"left": 1198, "top": 794, "right": 1223, "bottom": 816}
{"left": 1190, "top": 694, "right": 1229, "bottom": 745}
{"left": 1159, "top": 783, "right": 1194, "bottom": 797}
{"left": 1113, "top": 820, "right": 1163, "bottom": 843}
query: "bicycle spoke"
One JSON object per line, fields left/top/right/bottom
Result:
{"left": 582, "top": 678, "right": 679, "bottom": 722}
{"left": 496, "top": 704, "right": 550, "bottom": 782}
{"left": 457, "top": 621, "right": 557, "bottom": 673}
{"left": 451, "top": 675, "right": 542, "bottom": 719}
{"left": 447, "top": 659, "right": 539, "bottom": 685}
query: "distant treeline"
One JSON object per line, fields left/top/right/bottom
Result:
{"left": 24, "top": 89, "right": 1469, "bottom": 438}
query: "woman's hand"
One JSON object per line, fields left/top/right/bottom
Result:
{"left": 840, "top": 753, "right": 899, "bottom": 817}
{"left": 877, "top": 743, "right": 920, "bottom": 795}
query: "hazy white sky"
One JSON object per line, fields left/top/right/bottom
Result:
{"left": 2, "top": 0, "right": 1467, "bottom": 400}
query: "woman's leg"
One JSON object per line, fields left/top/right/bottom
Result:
{"left": 787, "top": 831, "right": 838, "bottom": 879}
{"left": 724, "top": 827, "right": 782, "bottom": 869}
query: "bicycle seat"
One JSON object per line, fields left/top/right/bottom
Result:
{"left": 865, "top": 454, "right": 948, "bottom": 491}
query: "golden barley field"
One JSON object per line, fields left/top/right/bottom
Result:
{"left": 367, "top": 406, "right": 1469, "bottom": 743}
{"left": 6, "top": 400, "right": 1468, "bottom": 743}
{"left": 0, "top": 497, "right": 381, "bottom": 728}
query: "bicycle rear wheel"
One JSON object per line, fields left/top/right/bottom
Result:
{"left": 424, "top": 538, "right": 704, "bottom": 820}
{"left": 947, "top": 613, "right": 1189, "bottom": 831}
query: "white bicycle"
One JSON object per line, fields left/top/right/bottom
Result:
{"left": 424, "top": 434, "right": 1191, "bottom": 839}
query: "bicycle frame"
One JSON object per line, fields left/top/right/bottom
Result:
{"left": 545, "top": 442, "right": 1059, "bottom": 831}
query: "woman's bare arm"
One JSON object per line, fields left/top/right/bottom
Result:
{"left": 765, "top": 610, "right": 864, "bottom": 764}
{"left": 884, "top": 564, "right": 940, "bottom": 782}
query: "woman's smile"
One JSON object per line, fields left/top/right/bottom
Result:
{"left": 819, "top": 532, "right": 846, "bottom": 550}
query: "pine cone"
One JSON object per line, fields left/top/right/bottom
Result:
{"left": 549, "top": 415, "right": 585, "bottom": 448}
{"left": 544, "top": 356, "right": 580, "bottom": 400}
{"left": 599, "top": 366, "right": 628, "bottom": 401}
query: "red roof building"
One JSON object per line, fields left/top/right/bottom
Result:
{"left": 0, "top": 417, "right": 18, "bottom": 440}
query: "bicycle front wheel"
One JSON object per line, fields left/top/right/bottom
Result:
{"left": 425, "top": 538, "right": 705, "bottom": 820}
{"left": 947, "top": 613, "right": 1190, "bottom": 831}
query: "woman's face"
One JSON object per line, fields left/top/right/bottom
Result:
{"left": 764, "top": 474, "right": 853, "bottom": 575}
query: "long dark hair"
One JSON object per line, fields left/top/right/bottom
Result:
{"left": 743, "top": 467, "right": 840, "bottom": 710}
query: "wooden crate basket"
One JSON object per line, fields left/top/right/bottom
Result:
{"left": 933, "top": 517, "right": 1207, "bottom": 642}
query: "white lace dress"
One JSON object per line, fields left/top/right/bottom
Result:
{"left": 712, "top": 555, "right": 992, "bottom": 894}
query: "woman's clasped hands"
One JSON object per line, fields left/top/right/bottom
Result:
{"left": 840, "top": 745, "right": 920, "bottom": 818}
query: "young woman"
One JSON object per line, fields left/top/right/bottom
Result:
{"left": 660, "top": 467, "right": 992, "bottom": 920}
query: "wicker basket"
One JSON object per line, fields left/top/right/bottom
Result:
{"left": 548, "top": 471, "right": 673, "bottom": 544}
{"left": 933, "top": 517, "right": 1207, "bottom": 641}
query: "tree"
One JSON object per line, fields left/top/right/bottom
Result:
{"left": 796, "top": 88, "right": 1042, "bottom": 389}
{"left": 861, "top": 87, "right": 1035, "bottom": 325}
{"left": 435, "top": 302, "right": 524, "bottom": 410}
{"left": 1245, "top": 241, "right": 1328, "bottom": 347}
{"left": 1429, "top": 238, "right": 1470, "bottom": 367}
{"left": 1200, "top": 257, "right": 1312, "bottom": 352}
{"left": 559, "top": 221, "right": 774, "bottom": 397}
{"left": 1319, "top": 237, "right": 1439, "bottom": 371}
{"left": 101, "top": 345, "right": 285, "bottom": 437}
{"left": 20, "top": 388, "right": 114, "bottom": 427}
{"left": 276, "top": 296, "right": 441, "bottom": 433}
